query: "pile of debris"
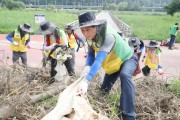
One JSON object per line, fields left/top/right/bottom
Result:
{"left": 0, "top": 64, "right": 180, "bottom": 120}
{"left": 0, "top": 64, "right": 69, "bottom": 119}
{"left": 87, "top": 74, "right": 180, "bottom": 120}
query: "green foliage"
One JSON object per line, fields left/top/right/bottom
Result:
{"left": 171, "top": 79, "right": 180, "bottom": 98}
{"left": 0, "top": 8, "right": 77, "bottom": 34}
{"left": 108, "top": 3, "right": 119, "bottom": 11}
{"left": 113, "top": 11, "right": 180, "bottom": 42}
{"left": 102, "top": 2, "right": 108, "bottom": 10}
{"left": 164, "top": 0, "right": 180, "bottom": 16}
{"left": 118, "top": 2, "right": 128, "bottom": 11}
{"left": 46, "top": 3, "right": 57, "bottom": 12}
{"left": 2, "top": 0, "right": 25, "bottom": 10}
{"left": 40, "top": 97, "right": 58, "bottom": 106}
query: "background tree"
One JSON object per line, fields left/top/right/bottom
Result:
{"left": 164, "top": 0, "right": 180, "bottom": 16}
{"left": 2, "top": 0, "right": 25, "bottom": 10}
{"left": 118, "top": 2, "right": 128, "bottom": 11}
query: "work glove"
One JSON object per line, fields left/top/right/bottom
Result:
{"left": 77, "top": 78, "right": 89, "bottom": 96}
{"left": 42, "top": 43, "right": 57, "bottom": 50}
{"left": 26, "top": 45, "right": 31, "bottom": 49}
{"left": 80, "top": 66, "right": 90, "bottom": 77}
{"left": 13, "top": 41, "right": 19, "bottom": 46}
{"left": 158, "top": 65, "right": 163, "bottom": 75}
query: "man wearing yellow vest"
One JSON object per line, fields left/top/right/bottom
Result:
{"left": 65, "top": 24, "right": 86, "bottom": 76}
{"left": 76, "top": 12, "right": 138, "bottom": 120}
{"left": 6, "top": 23, "right": 33, "bottom": 65}
{"left": 39, "top": 21, "right": 68, "bottom": 84}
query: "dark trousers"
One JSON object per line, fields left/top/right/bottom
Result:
{"left": 64, "top": 48, "right": 75, "bottom": 75}
{"left": 101, "top": 54, "right": 138, "bottom": 120}
{"left": 169, "top": 35, "right": 176, "bottom": 49}
{"left": 12, "top": 51, "right": 27, "bottom": 65}
{"left": 50, "top": 57, "right": 57, "bottom": 78}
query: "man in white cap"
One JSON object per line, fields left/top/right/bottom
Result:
{"left": 6, "top": 23, "right": 33, "bottom": 65}
{"left": 39, "top": 21, "right": 68, "bottom": 84}
{"left": 77, "top": 12, "right": 138, "bottom": 120}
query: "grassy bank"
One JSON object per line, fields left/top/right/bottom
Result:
{"left": 1, "top": 8, "right": 180, "bottom": 42}
{"left": 113, "top": 11, "right": 180, "bottom": 42}
{"left": 0, "top": 8, "right": 78, "bottom": 34}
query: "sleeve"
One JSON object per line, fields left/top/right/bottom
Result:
{"left": 25, "top": 38, "right": 30, "bottom": 46}
{"left": 156, "top": 48, "right": 162, "bottom": 67}
{"left": 74, "top": 33, "right": 85, "bottom": 43}
{"left": 60, "top": 30, "right": 68, "bottom": 46}
{"left": 177, "top": 27, "right": 179, "bottom": 30}
{"left": 86, "top": 51, "right": 108, "bottom": 81}
{"left": 99, "top": 34, "right": 115, "bottom": 52}
{"left": 85, "top": 51, "right": 95, "bottom": 66}
{"left": 139, "top": 40, "right": 144, "bottom": 52}
{"left": 6, "top": 31, "right": 15, "bottom": 42}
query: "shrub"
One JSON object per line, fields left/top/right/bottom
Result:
{"left": 2, "top": 0, "right": 25, "bottom": 10}
{"left": 171, "top": 79, "right": 180, "bottom": 98}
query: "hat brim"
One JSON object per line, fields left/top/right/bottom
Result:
{"left": 79, "top": 19, "right": 106, "bottom": 28}
{"left": 38, "top": 22, "right": 56, "bottom": 35}
{"left": 20, "top": 25, "right": 33, "bottom": 33}
{"left": 146, "top": 45, "right": 159, "bottom": 47}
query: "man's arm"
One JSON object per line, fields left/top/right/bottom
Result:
{"left": 60, "top": 30, "right": 68, "bottom": 46}
{"left": 6, "top": 31, "right": 15, "bottom": 43}
{"left": 86, "top": 34, "right": 115, "bottom": 81}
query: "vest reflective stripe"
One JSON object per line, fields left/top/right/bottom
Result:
{"left": 170, "top": 25, "right": 177, "bottom": 36}
{"left": 145, "top": 49, "right": 158, "bottom": 69}
{"left": 67, "top": 34, "right": 76, "bottom": 49}
{"left": 10, "top": 29, "right": 29, "bottom": 52}
{"left": 92, "top": 26, "right": 133, "bottom": 75}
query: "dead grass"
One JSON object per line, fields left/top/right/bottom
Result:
{"left": 0, "top": 64, "right": 180, "bottom": 120}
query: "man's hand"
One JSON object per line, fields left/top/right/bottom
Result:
{"left": 158, "top": 68, "right": 163, "bottom": 75}
{"left": 77, "top": 78, "right": 89, "bottom": 96}
{"left": 13, "top": 41, "right": 19, "bottom": 46}
{"left": 26, "top": 45, "right": 31, "bottom": 49}
{"left": 80, "top": 66, "right": 90, "bottom": 77}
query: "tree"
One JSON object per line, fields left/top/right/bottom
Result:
{"left": 164, "top": 0, "right": 180, "bottom": 16}
{"left": 2, "top": 0, "right": 26, "bottom": 10}
{"left": 118, "top": 2, "right": 128, "bottom": 11}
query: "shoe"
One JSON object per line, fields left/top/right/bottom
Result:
{"left": 168, "top": 48, "right": 173, "bottom": 50}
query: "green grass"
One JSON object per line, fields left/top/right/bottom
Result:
{"left": 0, "top": 8, "right": 78, "bottom": 34}
{"left": 171, "top": 79, "right": 180, "bottom": 98}
{"left": 113, "top": 11, "right": 180, "bottom": 42}
{"left": 2, "top": 8, "right": 180, "bottom": 42}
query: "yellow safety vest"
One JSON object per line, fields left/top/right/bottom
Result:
{"left": 67, "top": 34, "right": 76, "bottom": 49}
{"left": 10, "top": 29, "right": 29, "bottom": 52}
{"left": 45, "top": 30, "right": 65, "bottom": 59}
{"left": 89, "top": 26, "right": 132, "bottom": 75}
{"left": 145, "top": 49, "right": 159, "bottom": 69}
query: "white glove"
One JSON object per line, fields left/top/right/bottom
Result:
{"left": 13, "top": 41, "right": 19, "bottom": 46}
{"left": 77, "top": 78, "right": 89, "bottom": 96}
{"left": 43, "top": 43, "right": 56, "bottom": 50}
{"left": 158, "top": 68, "right": 163, "bottom": 75}
{"left": 80, "top": 66, "right": 90, "bottom": 77}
